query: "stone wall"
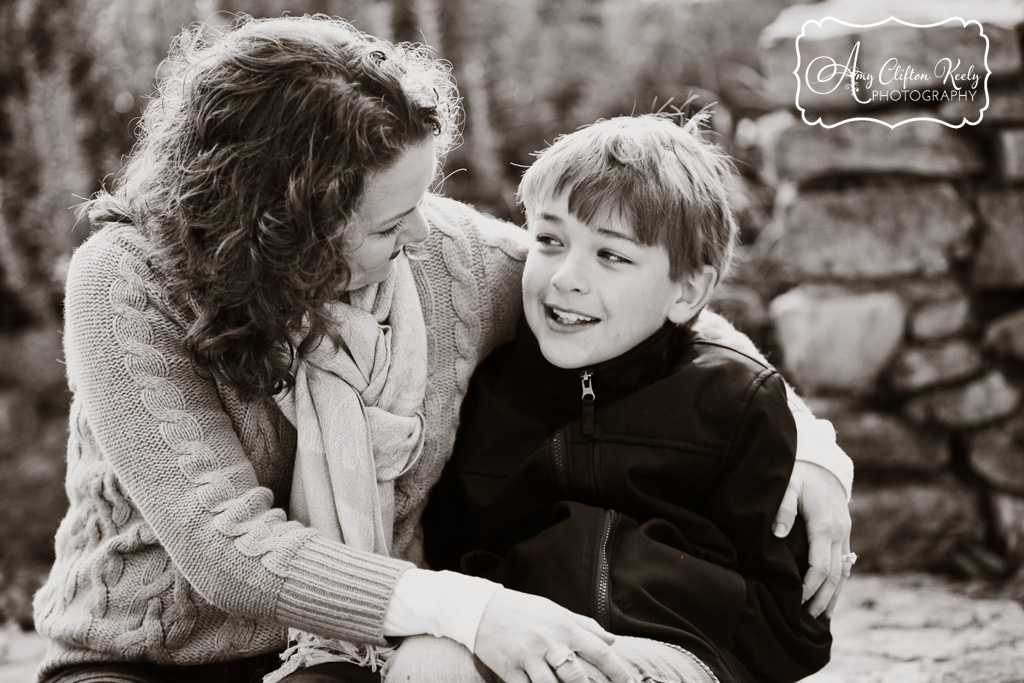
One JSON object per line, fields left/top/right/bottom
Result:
{"left": 745, "top": 0, "right": 1024, "bottom": 576}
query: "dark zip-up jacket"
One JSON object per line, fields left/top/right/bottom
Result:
{"left": 424, "top": 319, "right": 832, "bottom": 683}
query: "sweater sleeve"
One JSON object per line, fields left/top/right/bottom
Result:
{"left": 422, "top": 194, "right": 529, "bottom": 357}
{"left": 692, "top": 308, "right": 854, "bottom": 499}
{"left": 708, "top": 370, "right": 832, "bottom": 682}
{"left": 62, "top": 230, "right": 413, "bottom": 645}
{"left": 391, "top": 195, "right": 529, "bottom": 567}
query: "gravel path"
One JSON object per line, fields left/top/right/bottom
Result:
{"left": 2, "top": 573, "right": 1022, "bottom": 683}
{"left": 806, "top": 573, "right": 1024, "bottom": 683}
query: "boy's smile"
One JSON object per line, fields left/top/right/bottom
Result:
{"left": 547, "top": 305, "right": 598, "bottom": 325}
{"left": 522, "top": 192, "right": 698, "bottom": 369}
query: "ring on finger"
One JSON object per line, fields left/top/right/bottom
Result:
{"left": 841, "top": 552, "right": 857, "bottom": 565}
{"left": 549, "top": 650, "right": 578, "bottom": 667}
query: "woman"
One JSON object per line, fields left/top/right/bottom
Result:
{"left": 35, "top": 14, "right": 852, "bottom": 683}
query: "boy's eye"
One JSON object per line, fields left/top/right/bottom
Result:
{"left": 535, "top": 234, "right": 563, "bottom": 247}
{"left": 598, "top": 249, "right": 632, "bottom": 264}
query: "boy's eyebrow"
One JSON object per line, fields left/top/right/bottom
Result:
{"left": 594, "top": 225, "right": 640, "bottom": 244}
{"left": 538, "top": 211, "right": 640, "bottom": 244}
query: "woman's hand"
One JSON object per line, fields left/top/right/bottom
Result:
{"left": 772, "top": 461, "right": 853, "bottom": 618}
{"left": 474, "top": 588, "right": 638, "bottom": 683}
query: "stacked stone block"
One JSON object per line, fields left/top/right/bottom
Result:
{"left": 752, "top": 0, "right": 1024, "bottom": 575}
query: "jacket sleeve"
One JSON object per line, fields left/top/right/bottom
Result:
{"left": 63, "top": 231, "right": 413, "bottom": 645}
{"left": 693, "top": 308, "right": 854, "bottom": 498}
{"left": 708, "top": 370, "right": 832, "bottom": 681}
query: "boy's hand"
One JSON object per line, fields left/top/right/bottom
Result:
{"left": 475, "top": 588, "right": 638, "bottom": 683}
{"left": 773, "top": 461, "right": 853, "bottom": 618}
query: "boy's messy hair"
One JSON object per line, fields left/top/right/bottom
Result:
{"left": 517, "top": 113, "right": 738, "bottom": 282}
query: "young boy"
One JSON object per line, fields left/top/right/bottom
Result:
{"left": 417, "top": 115, "right": 832, "bottom": 683}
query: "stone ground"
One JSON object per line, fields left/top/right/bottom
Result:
{"left": 804, "top": 574, "right": 1024, "bottom": 683}
{"left": 0, "top": 574, "right": 1021, "bottom": 683}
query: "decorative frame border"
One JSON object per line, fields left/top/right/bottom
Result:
{"left": 794, "top": 16, "right": 990, "bottom": 128}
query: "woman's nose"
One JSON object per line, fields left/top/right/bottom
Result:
{"left": 399, "top": 207, "right": 430, "bottom": 247}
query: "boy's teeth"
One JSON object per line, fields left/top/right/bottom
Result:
{"left": 552, "top": 308, "right": 597, "bottom": 324}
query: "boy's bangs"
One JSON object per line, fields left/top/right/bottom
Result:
{"left": 570, "top": 177, "right": 682, "bottom": 253}
{"left": 563, "top": 178, "right": 632, "bottom": 236}
{"left": 549, "top": 164, "right": 666, "bottom": 247}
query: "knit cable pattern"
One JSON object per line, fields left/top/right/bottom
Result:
{"left": 97, "top": 246, "right": 312, "bottom": 659}
{"left": 392, "top": 198, "right": 528, "bottom": 563}
{"left": 37, "top": 200, "right": 530, "bottom": 676}
{"left": 110, "top": 248, "right": 305, "bottom": 566}
{"left": 392, "top": 210, "right": 483, "bottom": 560}
{"left": 439, "top": 217, "right": 484, "bottom": 392}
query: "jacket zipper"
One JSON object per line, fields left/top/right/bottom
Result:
{"left": 580, "top": 370, "right": 595, "bottom": 435}
{"left": 551, "top": 430, "right": 569, "bottom": 492}
{"left": 596, "top": 508, "right": 618, "bottom": 628}
{"left": 551, "top": 370, "right": 596, "bottom": 490}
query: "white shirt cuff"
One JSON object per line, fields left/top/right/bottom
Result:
{"left": 382, "top": 567, "right": 502, "bottom": 653}
{"left": 792, "top": 411, "right": 854, "bottom": 500}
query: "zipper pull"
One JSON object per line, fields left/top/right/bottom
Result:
{"left": 580, "top": 370, "right": 595, "bottom": 435}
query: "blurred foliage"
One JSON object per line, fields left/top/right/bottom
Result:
{"left": 0, "top": 0, "right": 799, "bottom": 326}
{"left": 0, "top": 0, "right": 802, "bottom": 627}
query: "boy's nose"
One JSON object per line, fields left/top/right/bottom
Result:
{"left": 550, "top": 257, "right": 588, "bottom": 293}
{"left": 399, "top": 207, "right": 430, "bottom": 247}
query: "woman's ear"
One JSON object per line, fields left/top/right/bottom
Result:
{"left": 668, "top": 265, "right": 719, "bottom": 325}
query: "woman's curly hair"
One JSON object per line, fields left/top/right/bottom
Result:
{"left": 82, "top": 14, "right": 459, "bottom": 398}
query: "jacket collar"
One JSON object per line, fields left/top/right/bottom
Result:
{"left": 512, "top": 315, "right": 686, "bottom": 410}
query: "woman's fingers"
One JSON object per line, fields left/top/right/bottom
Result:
{"left": 525, "top": 659, "right": 559, "bottom": 683}
{"left": 567, "top": 612, "right": 616, "bottom": 644}
{"left": 805, "top": 533, "right": 844, "bottom": 617}
{"left": 502, "top": 670, "right": 532, "bottom": 683}
{"left": 576, "top": 659, "right": 615, "bottom": 683}
{"left": 772, "top": 475, "right": 801, "bottom": 539}
{"left": 541, "top": 650, "right": 588, "bottom": 683}
{"left": 474, "top": 589, "right": 637, "bottom": 683}
{"left": 783, "top": 461, "right": 852, "bottom": 611}
{"left": 803, "top": 501, "right": 852, "bottom": 616}
{"left": 801, "top": 528, "right": 831, "bottom": 605}
{"left": 568, "top": 630, "right": 635, "bottom": 683}
{"left": 823, "top": 536, "right": 853, "bottom": 619}
{"left": 553, "top": 661, "right": 590, "bottom": 683}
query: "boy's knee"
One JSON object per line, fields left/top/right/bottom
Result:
{"left": 384, "top": 635, "right": 486, "bottom": 683}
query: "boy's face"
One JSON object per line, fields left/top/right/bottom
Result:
{"left": 522, "top": 191, "right": 694, "bottom": 369}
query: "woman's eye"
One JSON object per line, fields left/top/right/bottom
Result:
{"left": 599, "top": 250, "right": 631, "bottom": 264}
{"left": 379, "top": 220, "right": 403, "bottom": 238}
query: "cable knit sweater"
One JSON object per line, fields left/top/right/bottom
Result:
{"left": 33, "top": 195, "right": 529, "bottom": 680}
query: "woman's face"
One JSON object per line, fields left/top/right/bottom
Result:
{"left": 343, "top": 138, "right": 437, "bottom": 291}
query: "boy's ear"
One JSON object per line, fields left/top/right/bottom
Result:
{"left": 668, "top": 265, "right": 719, "bottom": 325}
